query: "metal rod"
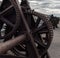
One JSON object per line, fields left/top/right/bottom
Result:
{"left": 13, "top": 0, "right": 40, "bottom": 58}
{"left": 0, "top": 5, "right": 13, "bottom": 15}
{"left": 0, "top": 34, "right": 26, "bottom": 54}
{"left": 0, "top": 16, "right": 14, "bottom": 27}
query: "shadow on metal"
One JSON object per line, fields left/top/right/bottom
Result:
{"left": 0, "top": 55, "right": 23, "bottom": 58}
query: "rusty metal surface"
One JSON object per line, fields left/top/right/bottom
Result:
{"left": 0, "top": 0, "right": 20, "bottom": 39}
{"left": 0, "top": 0, "right": 53, "bottom": 58}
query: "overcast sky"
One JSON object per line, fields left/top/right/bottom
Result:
{"left": 0, "top": 0, "right": 60, "bottom": 17}
{"left": 28, "top": 0, "right": 60, "bottom": 17}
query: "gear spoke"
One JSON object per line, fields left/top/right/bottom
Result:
{"left": 38, "top": 30, "right": 48, "bottom": 34}
{"left": 0, "top": 5, "right": 13, "bottom": 15}
{"left": 0, "top": 16, "right": 14, "bottom": 27}
{"left": 35, "top": 39, "right": 46, "bottom": 48}
{"left": 35, "top": 18, "right": 41, "bottom": 27}
{"left": 32, "top": 25, "right": 46, "bottom": 33}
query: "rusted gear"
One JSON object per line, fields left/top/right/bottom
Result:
{"left": 0, "top": 0, "right": 20, "bottom": 39}
{"left": 29, "top": 10, "right": 53, "bottom": 52}
{"left": 0, "top": 0, "right": 53, "bottom": 57}
{"left": 9, "top": 10, "right": 53, "bottom": 56}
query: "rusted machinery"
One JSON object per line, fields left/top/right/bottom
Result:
{"left": 50, "top": 14, "right": 60, "bottom": 29}
{"left": 0, "top": 0, "right": 53, "bottom": 58}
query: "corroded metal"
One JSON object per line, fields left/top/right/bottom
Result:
{"left": 0, "top": 0, "right": 20, "bottom": 39}
{"left": 0, "top": 0, "right": 53, "bottom": 58}
{"left": 11, "top": 2, "right": 53, "bottom": 56}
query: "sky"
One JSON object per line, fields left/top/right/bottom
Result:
{"left": 0, "top": 0, "right": 60, "bottom": 17}
{"left": 28, "top": 0, "right": 60, "bottom": 17}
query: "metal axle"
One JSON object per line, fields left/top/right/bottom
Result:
{"left": 0, "top": 34, "right": 26, "bottom": 54}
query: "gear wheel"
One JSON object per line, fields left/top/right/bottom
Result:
{"left": 0, "top": 0, "right": 53, "bottom": 57}
{"left": 8, "top": 10, "right": 53, "bottom": 57}
{"left": 0, "top": 0, "right": 20, "bottom": 39}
